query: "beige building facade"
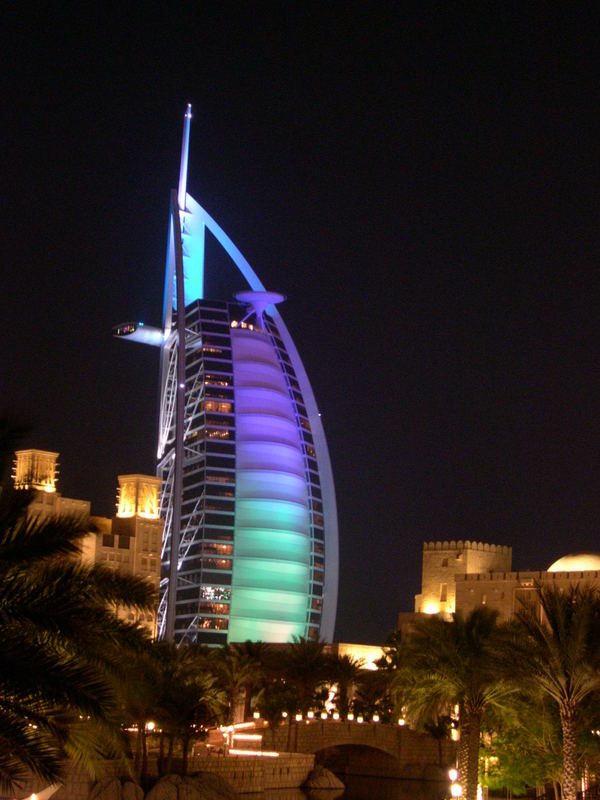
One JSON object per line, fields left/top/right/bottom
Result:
{"left": 14, "top": 450, "right": 163, "bottom": 636}
{"left": 414, "top": 540, "right": 512, "bottom": 616}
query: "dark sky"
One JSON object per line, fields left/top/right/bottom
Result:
{"left": 3, "top": 6, "right": 599, "bottom": 644}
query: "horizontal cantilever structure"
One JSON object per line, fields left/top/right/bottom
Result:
{"left": 116, "top": 105, "right": 338, "bottom": 645}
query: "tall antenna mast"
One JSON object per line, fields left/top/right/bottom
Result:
{"left": 177, "top": 103, "right": 192, "bottom": 211}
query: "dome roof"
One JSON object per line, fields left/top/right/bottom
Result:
{"left": 547, "top": 553, "right": 600, "bottom": 573}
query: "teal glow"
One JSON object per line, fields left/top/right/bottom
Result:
{"left": 232, "top": 528, "right": 309, "bottom": 561}
{"left": 173, "top": 203, "right": 205, "bottom": 308}
{"left": 228, "top": 618, "right": 306, "bottom": 643}
{"left": 233, "top": 559, "right": 309, "bottom": 592}
{"left": 235, "top": 498, "right": 309, "bottom": 530}
{"left": 229, "top": 588, "right": 309, "bottom": 621}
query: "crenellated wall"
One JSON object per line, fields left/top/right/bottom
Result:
{"left": 415, "top": 540, "right": 512, "bottom": 616}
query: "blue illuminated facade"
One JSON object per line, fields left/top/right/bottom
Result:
{"left": 115, "top": 106, "right": 338, "bottom": 644}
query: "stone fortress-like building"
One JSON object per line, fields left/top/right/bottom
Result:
{"left": 410, "top": 538, "right": 600, "bottom": 623}
{"left": 13, "top": 449, "right": 163, "bottom": 636}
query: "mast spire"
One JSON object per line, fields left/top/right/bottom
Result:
{"left": 177, "top": 103, "right": 192, "bottom": 211}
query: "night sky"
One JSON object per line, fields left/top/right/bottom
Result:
{"left": 3, "top": 6, "right": 599, "bottom": 644}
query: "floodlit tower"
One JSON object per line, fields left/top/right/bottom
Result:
{"left": 114, "top": 105, "right": 338, "bottom": 645}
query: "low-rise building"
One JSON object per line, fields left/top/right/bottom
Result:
{"left": 405, "top": 540, "right": 600, "bottom": 625}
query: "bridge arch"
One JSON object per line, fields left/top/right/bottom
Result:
{"left": 265, "top": 719, "right": 454, "bottom": 779}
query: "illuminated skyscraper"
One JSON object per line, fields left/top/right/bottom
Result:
{"left": 115, "top": 106, "right": 338, "bottom": 645}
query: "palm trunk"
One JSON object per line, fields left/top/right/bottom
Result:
{"left": 458, "top": 710, "right": 481, "bottom": 800}
{"left": 158, "top": 731, "right": 166, "bottom": 776}
{"left": 141, "top": 727, "right": 148, "bottom": 782}
{"left": 134, "top": 724, "right": 143, "bottom": 774}
{"left": 560, "top": 706, "right": 579, "bottom": 800}
{"left": 243, "top": 681, "right": 253, "bottom": 719}
{"left": 181, "top": 733, "right": 190, "bottom": 776}
{"left": 166, "top": 734, "right": 174, "bottom": 775}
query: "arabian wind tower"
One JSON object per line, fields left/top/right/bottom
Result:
{"left": 114, "top": 105, "right": 338, "bottom": 646}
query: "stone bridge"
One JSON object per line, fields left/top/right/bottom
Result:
{"left": 252, "top": 720, "right": 455, "bottom": 779}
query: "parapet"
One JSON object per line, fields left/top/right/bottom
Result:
{"left": 423, "top": 540, "right": 512, "bottom": 556}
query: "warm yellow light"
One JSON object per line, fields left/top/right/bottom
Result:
{"left": 232, "top": 733, "right": 262, "bottom": 741}
{"left": 372, "top": 714, "right": 380, "bottom": 722}
{"left": 357, "top": 715, "right": 364, "bottom": 724}
{"left": 332, "top": 712, "right": 340, "bottom": 720}
{"left": 281, "top": 711, "right": 288, "bottom": 718}
{"left": 229, "top": 748, "right": 279, "bottom": 757}
{"left": 295, "top": 714, "right": 302, "bottom": 722}
{"left": 423, "top": 600, "right": 440, "bottom": 615}
{"left": 253, "top": 711, "right": 260, "bottom": 719}
{"left": 146, "top": 721, "right": 155, "bottom": 731}
{"left": 450, "top": 783, "right": 462, "bottom": 798}
{"left": 347, "top": 713, "right": 354, "bottom": 721}
{"left": 451, "top": 727, "right": 459, "bottom": 741}
{"left": 321, "top": 712, "right": 328, "bottom": 720}
{"left": 398, "top": 718, "right": 406, "bottom": 726}
{"left": 307, "top": 711, "right": 314, "bottom": 719}
{"left": 449, "top": 768, "right": 458, "bottom": 781}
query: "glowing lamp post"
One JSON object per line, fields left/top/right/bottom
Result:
{"left": 449, "top": 768, "right": 462, "bottom": 797}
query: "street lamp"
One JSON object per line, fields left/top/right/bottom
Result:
{"left": 449, "top": 768, "right": 462, "bottom": 797}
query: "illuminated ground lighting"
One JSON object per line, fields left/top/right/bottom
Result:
{"left": 232, "top": 734, "right": 263, "bottom": 741}
{"left": 320, "top": 712, "right": 328, "bottom": 719}
{"left": 307, "top": 711, "right": 314, "bottom": 719}
{"left": 372, "top": 714, "right": 380, "bottom": 722}
{"left": 356, "top": 716, "right": 364, "bottom": 724}
{"left": 229, "top": 749, "right": 280, "bottom": 758}
{"left": 332, "top": 712, "right": 340, "bottom": 720}
{"left": 347, "top": 713, "right": 354, "bottom": 721}
{"left": 233, "top": 721, "right": 262, "bottom": 729}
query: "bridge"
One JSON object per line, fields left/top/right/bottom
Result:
{"left": 233, "top": 719, "right": 455, "bottom": 779}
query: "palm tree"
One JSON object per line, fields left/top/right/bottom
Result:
{"left": 515, "top": 584, "right": 600, "bottom": 800}
{"left": 378, "top": 629, "right": 409, "bottom": 721}
{"left": 272, "top": 636, "right": 332, "bottom": 715}
{"left": 0, "top": 422, "right": 157, "bottom": 790}
{"left": 403, "top": 606, "right": 513, "bottom": 800}
{"left": 118, "top": 640, "right": 166, "bottom": 783}
{"left": 330, "top": 654, "right": 364, "bottom": 720}
{"left": 140, "top": 641, "right": 222, "bottom": 776}
{"left": 210, "top": 642, "right": 265, "bottom": 723}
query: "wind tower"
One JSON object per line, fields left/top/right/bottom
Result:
{"left": 114, "top": 105, "right": 338, "bottom": 646}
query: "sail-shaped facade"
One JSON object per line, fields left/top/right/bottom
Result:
{"left": 115, "top": 106, "right": 338, "bottom": 645}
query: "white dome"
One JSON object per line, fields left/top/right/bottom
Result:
{"left": 547, "top": 553, "right": 600, "bottom": 573}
